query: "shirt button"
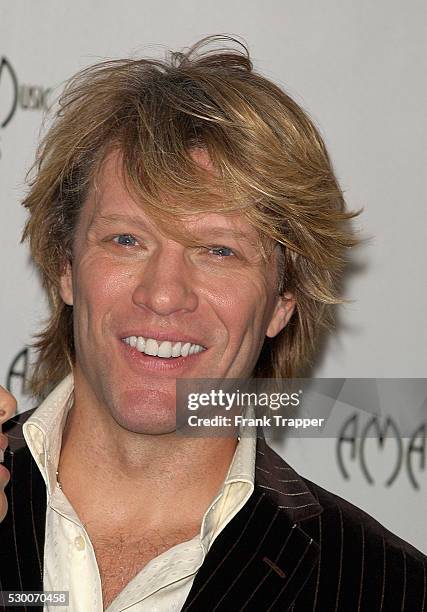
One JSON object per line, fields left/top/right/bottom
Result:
{"left": 74, "top": 536, "right": 86, "bottom": 551}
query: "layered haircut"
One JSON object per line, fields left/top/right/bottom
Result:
{"left": 22, "top": 35, "right": 359, "bottom": 398}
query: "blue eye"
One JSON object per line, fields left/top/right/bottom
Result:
{"left": 209, "top": 246, "right": 235, "bottom": 257}
{"left": 113, "top": 234, "right": 138, "bottom": 246}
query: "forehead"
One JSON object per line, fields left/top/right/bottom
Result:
{"left": 81, "top": 149, "right": 267, "bottom": 244}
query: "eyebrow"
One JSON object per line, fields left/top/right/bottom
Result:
{"left": 88, "top": 213, "right": 149, "bottom": 230}
{"left": 195, "top": 227, "right": 257, "bottom": 242}
{"left": 89, "top": 213, "right": 259, "bottom": 243}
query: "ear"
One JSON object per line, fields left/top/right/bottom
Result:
{"left": 266, "top": 291, "right": 296, "bottom": 338}
{"left": 59, "top": 261, "right": 73, "bottom": 306}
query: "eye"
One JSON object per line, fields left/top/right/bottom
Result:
{"left": 112, "top": 234, "right": 138, "bottom": 247}
{"left": 208, "top": 246, "right": 235, "bottom": 257}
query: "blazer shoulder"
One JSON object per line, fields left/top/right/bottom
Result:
{"left": 302, "top": 476, "right": 427, "bottom": 563}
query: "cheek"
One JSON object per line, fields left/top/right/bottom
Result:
{"left": 207, "top": 277, "right": 270, "bottom": 345}
{"left": 73, "top": 257, "right": 133, "bottom": 326}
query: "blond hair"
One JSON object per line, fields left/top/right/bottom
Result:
{"left": 22, "top": 35, "right": 359, "bottom": 398}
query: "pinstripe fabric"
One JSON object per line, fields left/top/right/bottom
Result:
{"left": 1, "top": 410, "right": 426, "bottom": 612}
{"left": 1, "top": 412, "right": 45, "bottom": 612}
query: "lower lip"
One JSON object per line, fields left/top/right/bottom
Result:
{"left": 119, "top": 340, "right": 206, "bottom": 373}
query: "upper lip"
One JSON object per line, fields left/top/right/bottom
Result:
{"left": 120, "top": 330, "right": 207, "bottom": 347}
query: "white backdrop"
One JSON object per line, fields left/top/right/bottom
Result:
{"left": 1, "top": 0, "right": 426, "bottom": 553}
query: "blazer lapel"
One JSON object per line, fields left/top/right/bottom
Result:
{"left": 182, "top": 436, "right": 323, "bottom": 612}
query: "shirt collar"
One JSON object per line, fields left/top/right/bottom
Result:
{"left": 23, "top": 373, "right": 74, "bottom": 494}
{"left": 200, "top": 408, "right": 256, "bottom": 550}
{"left": 22, "top": 374, "right": 256, "bottom": 552}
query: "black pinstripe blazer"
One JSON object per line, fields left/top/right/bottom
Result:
{"left": 1, "top": 409, "right": 426, "bottom": 612}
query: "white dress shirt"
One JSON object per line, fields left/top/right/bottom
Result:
{"left": 22, "top": 374, "right": 256, "bottom": 611}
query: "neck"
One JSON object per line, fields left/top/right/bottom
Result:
{"left": 57, "top": 385, "right": 237, "bottom": 533}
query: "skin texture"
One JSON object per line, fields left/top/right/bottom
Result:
{"left": 0, "top": 386, "right": 16, "bottom": 522}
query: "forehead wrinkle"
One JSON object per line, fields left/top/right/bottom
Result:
{"left": 88, "top": 212, "right": 152, "bottom": 231}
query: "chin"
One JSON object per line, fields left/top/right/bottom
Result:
{"left": 111, "top": 388, "right": 177, "bottom": 435}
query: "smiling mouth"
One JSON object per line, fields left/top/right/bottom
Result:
{"left": 122, "top": 336, "right": 206, "bottom": 359}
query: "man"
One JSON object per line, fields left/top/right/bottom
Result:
{"left": 1, "top": 36, "right": 426, "bottom": 611}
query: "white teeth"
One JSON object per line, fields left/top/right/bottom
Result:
{"left": 123, "top": 336, "right": 204, "bottom": 358}
{"left": 158, "top": 341, "right": 172, "bottom": 358}
{"left": 171, "top": 342, "right": 182, "bottom": 357}
{"left": 145, "top": 338, "right": 159, "bottom": 356}
{"left": 181, "top": 342, "right": 191, "bottom": 357}
{"left": 136, "top": 337, "right": 146, "bottom": 352}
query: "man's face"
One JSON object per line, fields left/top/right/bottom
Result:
{"left": 59, "top": 150, "right": 295, "bottom": 434}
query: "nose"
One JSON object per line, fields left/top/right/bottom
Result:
{"left": 131, "top": 246, "right": 199, "bottom": 316}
